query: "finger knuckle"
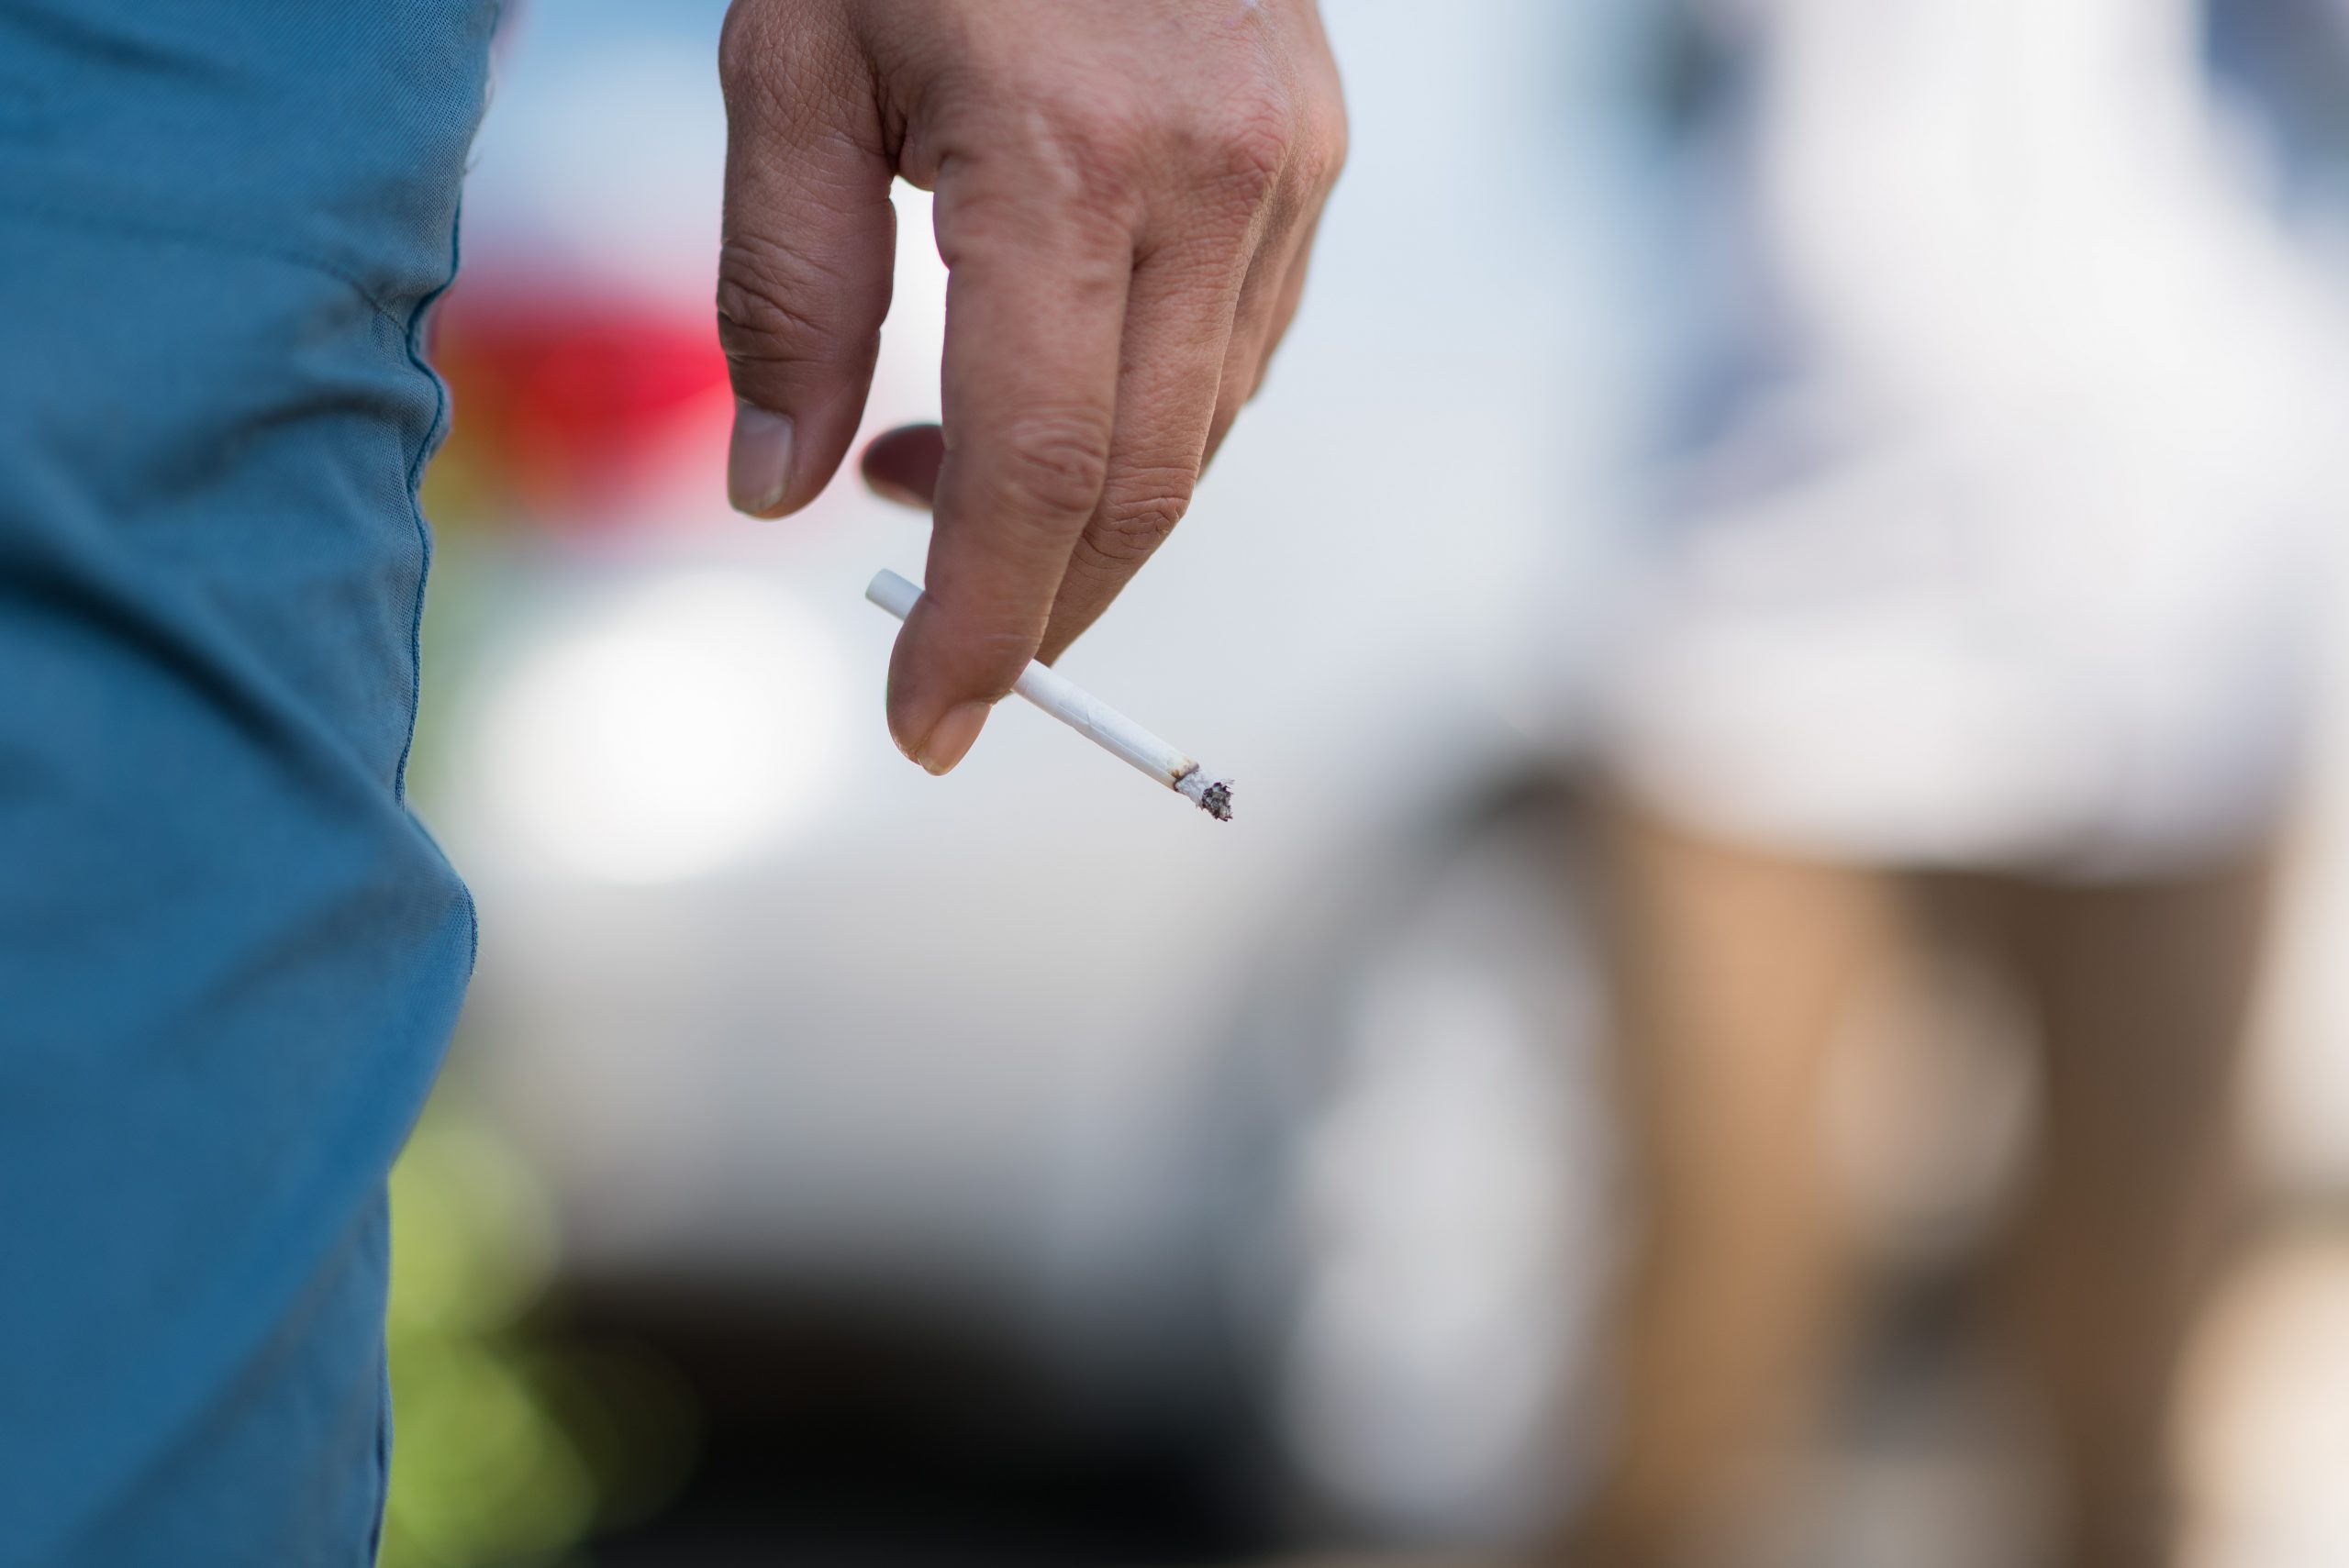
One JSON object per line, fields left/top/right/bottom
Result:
{"left": 935, "top": 74, "right": 1155, "bottom": 228}
{"left": 1082, "top": 477, "right": 1193, "bottom": 569}
{"left": 715, "top": 240, "right": 879, "bottom": 366}
{"left": 1208, "top": 101, "right": 1293, "bottom": 204}
{"left": 991, "top": 412, "right": 1114, "bottom": 522}
{"left": 1063, "top": 91, "right": 1155, "bottom": 164}
{"left": 1031, "top": 96, "right": 1154, "bottom": 219}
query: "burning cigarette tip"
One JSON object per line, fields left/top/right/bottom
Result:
{"left": 1173, "top": 766, "right": 1234, "bottom": 821}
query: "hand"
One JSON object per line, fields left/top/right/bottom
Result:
{"left": 717, "top": 0, "right": 1344, "bottom": 773}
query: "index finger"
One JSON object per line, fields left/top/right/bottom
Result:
{"left": 884, "top": 166, "right": 1132, "bottom": 773}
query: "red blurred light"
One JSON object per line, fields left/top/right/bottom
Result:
{"left": 429, "top": 279, "right": 732, "bottom": 532}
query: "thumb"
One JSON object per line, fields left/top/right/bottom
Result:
{"left": 717, "top": 5, "right": 896, "bottom": 517}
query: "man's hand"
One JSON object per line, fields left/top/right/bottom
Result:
{"left": 717, "top": 0, "right": 1344, "bottom": 773}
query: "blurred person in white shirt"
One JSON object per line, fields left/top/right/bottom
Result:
{"left": 1564, "top": 3, "right": 2349, "bottom": 1563}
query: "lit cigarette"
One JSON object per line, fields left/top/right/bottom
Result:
{"left": 865, "top": 569, "right": 1233, "bottom": 821}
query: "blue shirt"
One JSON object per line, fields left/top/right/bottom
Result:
{"left": 0, "top": 4, "right": 495, "bottom": 1560}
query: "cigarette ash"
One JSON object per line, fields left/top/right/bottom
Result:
{"left": 1174, "top": 766, "right": 1235, "bottom": 821}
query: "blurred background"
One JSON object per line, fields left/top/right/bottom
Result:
{"left": 389, "top": 2, "right": 2349, "bottom": 1565}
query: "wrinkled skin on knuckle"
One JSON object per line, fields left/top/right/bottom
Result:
{"left": 993, "top": 90, "right": 1155, "bottom": 231}
{"left": 1237, "top": 7, "right": 1345, "bottom": 215}
{"left": 1203, "top": 92, "right": 1294, "bottom": 210}
{"left": 984, "top": 411, "right": 1115, "bottom": 528}
{"left": 714, "top": 242, "right": 882, "bottom": 372}
{"left": 924, "top": 6, "right": 1344, "bottom": 248}
{"left": 1123, "top": 66, "right": 1285, "bottom": 237}
{"left": 914, "top": 42, "right": 1159, "bottom": 231}
{"left": 1080, "top": 475, "right": 1193, "bottom": 572}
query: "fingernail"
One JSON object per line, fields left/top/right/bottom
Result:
{"left": 918, "top": 700, "right": 990, "bottom": 775}
{"left": 728, "top": 402, "right": 795, "bottom": 516}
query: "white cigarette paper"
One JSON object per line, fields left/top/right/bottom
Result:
{"left": 864, "top": 569, "right": 1233, "bottom": 821}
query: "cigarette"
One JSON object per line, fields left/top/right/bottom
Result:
{"left": 864, "top": 569, "right": 1233, "bottom": 822}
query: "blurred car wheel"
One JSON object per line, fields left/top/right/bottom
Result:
{"left": 1197, "top": 776, "right": 1622, "bottom": 1547}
